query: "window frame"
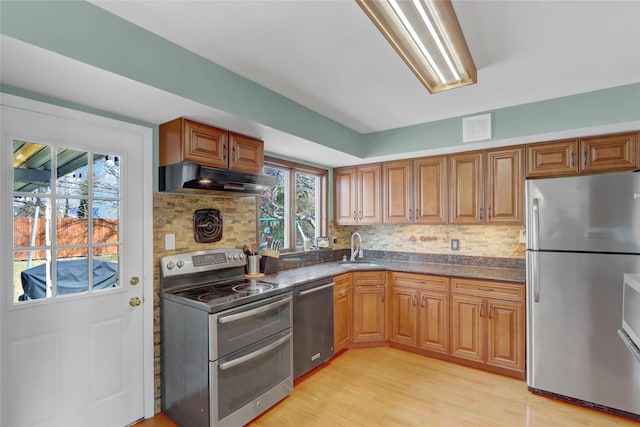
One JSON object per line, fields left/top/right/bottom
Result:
{"left": 262, "top": 156, "right": 328, "bottom": 253}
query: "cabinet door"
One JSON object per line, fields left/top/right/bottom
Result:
{"left": 352, "top": 285, "right": 385, "bottom": 342}
{"left": 358, "top": 164, "right": 382, "bottom": 225}
{"left": 390, "top": 287, "right": 417, "bottom": 346}
{"left": 333, "top": 281, "right": 352, "bottom": 353}
{"left": 580, "top": 132, "right": 639, "bottom": 173}
{"left": 486, "top": 300, "right": 525, "bottom": 372}
{"left": 525, "top": 139, "right": 578, "bottom": 178}
{"left": 449, "top": 151, "right": 483, "bottom": 224}
{"left": 228, "top": 132, "right": 264, "bottom": 173}
{"left": 414, "top": 156, "right": 447, "bottom": 224}
{"left": 451, "top": 294, "right": 485, "bottom": 362}
{"left": 383, "top": 160, "right": 412, "bottom": 224}
{"left": 334, "top": 167, "right": 357, "bottom": 225}
{"left": 159, "top": 118, "right": 228, "bottom": 168}
{"left": 418, "top": 291, "right": 449, "bottom": 354}
{"left": 485, "top": 147, "right": 524, "bottom": 225}
{"left": 183, "top": 119, "right": 228, "bottom": 168}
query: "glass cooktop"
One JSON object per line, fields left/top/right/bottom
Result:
{"left": 168, "top": 279, "right": 276, "bottom": 305}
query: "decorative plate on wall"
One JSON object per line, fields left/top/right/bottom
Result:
{"left": 193, "top": 208, "right": 223, "bottom": 243}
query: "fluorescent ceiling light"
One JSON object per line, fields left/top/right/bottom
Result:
{"left": 356, "top": 0, "right": 477, "bottom": 93}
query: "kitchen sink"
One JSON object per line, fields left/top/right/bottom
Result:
{"left": 339, "top": 261, "right": 382, "bottom": 269}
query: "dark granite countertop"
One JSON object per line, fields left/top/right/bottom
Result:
{"left": 263, "top": 258, "right": 525, "bottom": 288}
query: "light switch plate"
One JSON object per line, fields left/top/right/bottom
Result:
{"left": 165, "top": 233, "right": 176, "bottom": 251}
{"left": 451, "top": 239, "right": 459, "bottom": 251}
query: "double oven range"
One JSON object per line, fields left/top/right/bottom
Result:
{"left": 160, "top": 249, "right": 293, "bottom": 427}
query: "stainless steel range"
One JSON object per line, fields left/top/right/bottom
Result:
{"left": 160, "top": 249, "right": 293, "bottom": 427}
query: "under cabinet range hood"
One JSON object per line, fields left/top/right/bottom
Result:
{"left": 159, "top": 162, "right": 275, "bottom": 196}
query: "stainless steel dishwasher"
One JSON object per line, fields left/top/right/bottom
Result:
{"left": 293, "top": 277, "right": 334, "bottom": 378}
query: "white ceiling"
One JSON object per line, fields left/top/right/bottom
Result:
{"left": 2, "top": 1, "right": 640, "bottom": 167}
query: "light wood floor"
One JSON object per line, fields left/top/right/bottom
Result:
{"left": 136, "top": 347, "right": 637, "bottom": 427}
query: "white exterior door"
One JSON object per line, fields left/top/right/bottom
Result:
{"left": 0, "top": 97, "right": 152, "bottom": 426}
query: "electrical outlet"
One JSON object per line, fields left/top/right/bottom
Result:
{"left": 519, "top": 227, "right": 527, "bottom": 244}
{"left": 451, "top": 239, "right": 459, "bottom": 251}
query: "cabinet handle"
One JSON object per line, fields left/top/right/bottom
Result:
{"left": 570, "top": 150, "right": 575, "bottom": 168}
{"left": 479, "top": 208, "right": 483, "bottom": 220}
{"left": 358, "top": 210, "right": 362, "bottom": 221}
{"left": 381, "top": 289, "right": 385, "bottom": 304}
{"left": 421, "top": 295, "right": 425, "bottom": 308}
{"left": 584, "top": 150, "right": 588, "bottom": 167}
{"left": 488, "top": 304, "right": 492, "bottom": 319}
{"left": 223, "top": 143, "right": 227, "bottom": 161}
{"left": 353, "top": 210, "right": 357, "bottom": 222}
{"left": 479, "top": 302, "right": 483, "bottom": 317}
{"left": 488, "top": 206, "right": 491, "bottom": 219}
{"left": 413, "top": 295, "right": 416, "bottom": 306}
{"left": 232, "top": 146, "right": 236, "bottom": 162}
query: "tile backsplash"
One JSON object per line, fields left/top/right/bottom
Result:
{"left": 329, "top": 224, "right": 525, "bottom": 259}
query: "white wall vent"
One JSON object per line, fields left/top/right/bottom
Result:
{"left": 462, "top": 113, "right": 492, "bottom": 142}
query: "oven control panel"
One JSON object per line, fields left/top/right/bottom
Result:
{"left": 160, "top": 249, "right": 246, "bottom": 277}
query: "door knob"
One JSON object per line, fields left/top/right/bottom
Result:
{"left": 130, "top": 276, "right": 140, "bottom": 286}
{"left": 129, "top": 297, "right": 141, "bottom": 307}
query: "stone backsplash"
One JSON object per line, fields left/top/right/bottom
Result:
{"left": 328, "top": 224, "right": 526, "bottom": 259}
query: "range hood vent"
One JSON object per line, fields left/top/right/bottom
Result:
{"left": 159, "top": 162, "right": 276, "bottom": 196}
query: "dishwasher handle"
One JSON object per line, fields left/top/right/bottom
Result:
{"left": 297, "top": 282, "right": 334, "bottom": 297}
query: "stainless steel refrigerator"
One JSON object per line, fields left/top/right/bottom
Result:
{"left": 526, "top": 171, "right": 640, "bottom": 418}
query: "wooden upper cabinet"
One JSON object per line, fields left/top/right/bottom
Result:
{"left": 526, "top": 132, "right": 639, "bottom": 177}
{"left": 414, "top": 156, "right": 448, "bottom": 224}
{"left": 450, "top": 148, "right": 524, "bottom": 225}
{"left": 485, "top": 147, "right": 524, "bottom": 225}
{"left": 580, "top": 132, "right": 639, "bottom": 173}
{"left": 160, "top": 118, "right": 228, "bottom": 168}
{"left": 159, "top": 118, "right": 264, "bottom": 174}
{"left": 334, "top": 164, "right": 381, "bottom": 225}
{"left": 334, "top": 167, "right": 358, "bottom": 225}
{"left": 228, "top": 132, "right": 264, "bottom": 173}
{"left": 383, "top": 160, "right": 412, "bottom": 224}
{"left": 358, "top": 164, "right": 382, "bottom": 225}
{"left": 449, "top": 151, "right": 483, "bottom": 224}
{"left": 526, "top": 139, "right": 579, "bottom": 177}
{"left": 382, "top": 156, "right": 447, "bottom": 225}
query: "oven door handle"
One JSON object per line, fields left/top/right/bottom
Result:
{"left": 218, "top": 332, "right": 291, "bottom": 371}
{"left": 218, "top": 295, "right": 291, "bottom": 324}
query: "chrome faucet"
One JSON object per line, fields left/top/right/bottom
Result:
{"left": 350, "top": 232, "right": 362, "bottom": 262}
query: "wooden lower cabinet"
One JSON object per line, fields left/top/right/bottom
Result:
{"left": 390, "top": 272, "right": 449, "bottom": 355}
{"left": 451, "top": 278, "right": 525, "bottom": 376}
{"left": 333, "top": 273, "right": 352, "bottom": 353}
{"left": 352, "top": 271, "right": 386, "bottom": 343}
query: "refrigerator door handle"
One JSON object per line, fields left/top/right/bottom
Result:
{"left": 530, "top": 198, "right": 540, "bottom": 251}
{"left": 531, "top": 251, "right": 539, "bottom": 302}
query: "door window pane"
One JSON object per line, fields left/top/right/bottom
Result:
{"left": 93, "top": 246, "right": 120, "bottom": 292}
{"left": 13, "top": 250, "right": 50, "bottom": 302}
{"left": 55, "top": 248, "right": 89, "bottom": 297}
{"left": 56, "top": 148, "right": 88, "bottom": 196}
{"left": 93, "top": 154, "right": 120, "bottom": 198}
{"left": 56, "top": 198, "right": 89, "bottom": 245}
{"left": 13, "top": 141, "right": 51, "bottom": 193}
{"left": 13, "top": 196, "right": 50, "bottom": 248}
{"left": 93, "top": 200, "right": 119, "bottom": 244}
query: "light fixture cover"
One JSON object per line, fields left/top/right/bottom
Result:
{"left": 357, "top": 0, "right": 477, "bottom": 93}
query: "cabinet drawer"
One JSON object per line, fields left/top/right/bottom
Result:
{"left": 334, "top": 273, "right": 352, "bottom": 294}
{"left": 353, "top": 271, "right": 386, "bottom": 286}
{"left": 390, "top": 272, "right": 449, "bottom": 291}
{"left": 451, "top": 278, "right": 524, "bottom": 301}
